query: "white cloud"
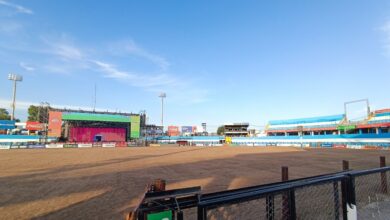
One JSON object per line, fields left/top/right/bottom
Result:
{"left": 92, "top": 60, "right": 178, "bottom": 88}
{"left": 0, "top": 98, "right": 125, "bottom": 113}
{"left": 43, "top": 39, "right": 84, "bottom": 61}
{"left": 380, "top": 21, "right": 390, "bottom": 55}
{"left": 110, "top": 40, "right": 170, "bottom": 70}
{"left": 0, "top": 20, "right": 22, "bottom": 34}
{"left": 0, "top": 0, "right": 33, "bottom": 14}
{"left": 2, "top": 34, "right": 209, "bottom": 105}
{"left": 19, "top": 62, "right": 35, "bottom": 71}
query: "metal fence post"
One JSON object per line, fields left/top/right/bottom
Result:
{"left": 288, "top": 189, "right": 296, "bottom": 220}
{"left": 380, "top": 156, "right": 388, "bottom": 194}
{"left": 177, "top": 211, "right": 184, "bottom": 220}
{"left": 341, "top": 174, "right": 357, "bottom": 220}
{"left": 197, "top": 206, "right": 206, "bottom": 220}
{"left": 341, "top": 160, "right": 349, "bottom": 219}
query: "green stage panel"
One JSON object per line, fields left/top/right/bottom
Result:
{"left": 130, "top": 115, "right": 140, "bottom": 138}
{"left": 62, "top": 112, "right": 131, "bottom": 123}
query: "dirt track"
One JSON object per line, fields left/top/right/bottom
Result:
{"left": 0, "top": 146, "right": 389, "bottom": 220}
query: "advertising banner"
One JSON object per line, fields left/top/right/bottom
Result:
{"left": 46, "top": 143, "right": 63, "bottom": 148}
{"left": 181, "top": 126, "right": 193, "bottom": 133}
{"left": 0, "top": 120, "right": 15, "bottom": 130}
{"left": 78, "top": 143, "right": 93, "bottom": 148}
{"left": 168, "top": 126, "right": 180, "bottom": 136}
{"left": 92, "top": 142, "right": 102, "bottom": 147}
{"left": 115, "top": 142, "right": 127, "bottom": 147}
{"left": 102, "top": 142, "right": 116, "bottom": 148}
{"left": 48, "top": 111, "right": 62, "bottom": 137}
{"left": 147, "top": 210, "right": 172, "bottom": 220}
{"left": 10, "top": 144, "right": 19, "bottom": 149}
{"left": 321, "top": 143, "right": 333, "bottom": 148}
{"left": 333, "top": 144, "right": 346, "bottom": 149}
{"left": 10, "top": 142, "right": 28, "bottom": 149}
{"left": 337, "top": 125, "right": 356, "bottom": 131}
{"left": 0, "top": 142, "right": 11, "bottom": 149}
{"left": 26, "top": 121, "right": 44, "bottom": 131}
{"left": 63, "top": 143, "right": 78, "bottom": 148}
{"left": 27, "top": 143, "right": 45, "bottom": 149}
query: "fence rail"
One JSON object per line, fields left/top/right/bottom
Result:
{"left": 135, "top": 157, "right": 390, "bottom": 220}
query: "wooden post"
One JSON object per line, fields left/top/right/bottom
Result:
{"left": 153, "top": 179, "right": 166, "bottom": 192}
{"left": 380, "top": 156, "right": 387, "bottom": 193}
{"left": 282, "top": 166, "right": 289, "bottom": 181}
{"left": 342, "top": 160, "right": 349, "bottom": 171}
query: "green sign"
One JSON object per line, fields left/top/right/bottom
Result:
{"left": 337, "top": 125, "right": 356, "bottom": 131}
{"left": 147, "top": 210, "right": 172, "bottom": 220}
{"left": 130, "top": 115, "right": 140, "bottom": 138}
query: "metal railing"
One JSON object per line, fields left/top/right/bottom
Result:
{"left": 136, "top": 164, "right": 390, "bottom": 220}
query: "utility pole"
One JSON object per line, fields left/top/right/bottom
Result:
{"left": 93, "top": 83, "right": 96, "bottom": 112}
{"left": 158, "top": 93, "right": 166, "bottom": 129}
{"left": 7, "top": 74, "right": 23, "bottom": 120}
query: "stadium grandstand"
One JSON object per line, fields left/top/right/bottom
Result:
{"left": 151, "top": 108, "right": 390, "bottom": 148}
{"left": 265, "top": 108, "right": 390, "bottom": 136}
{"left": 266, "top": 114, "right": 343, "bottom": 136}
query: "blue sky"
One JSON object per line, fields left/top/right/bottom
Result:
{"left": 0, "top": 0, "right": 389, "bottom": 131}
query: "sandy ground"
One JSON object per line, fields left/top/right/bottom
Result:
{"left": 0, "top": 146, "right": 389, "bottom": 220}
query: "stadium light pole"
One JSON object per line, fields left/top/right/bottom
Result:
{"left": 159, "top": 92, "right": 166, "bottom": 130}
{"left": 7, "top": 74, "right": 23, "bottom": 121}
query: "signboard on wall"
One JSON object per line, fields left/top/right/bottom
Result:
{"left": 26, "top": 121, "right": 44, "bottom": 131}
{"left": 181, "top": 126, "right": 193, "bottom": 133}
{"left": 102, "top": 142, "right": 116, "bottom": 148}
{"left": 48, "top": 111, "right": 62, "bottom": 137}
{"left": 147, "top": 210, "right": 172, "bottom": 220}
{"left": 0, "top": 142, "right": 11, "bottom": 149}
{"left": 0, "top": 120, "right": 15, "bottom": 130}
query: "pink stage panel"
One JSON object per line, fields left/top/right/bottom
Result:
{"left": 69, "top": 127, "right": 126, "bottom": 142}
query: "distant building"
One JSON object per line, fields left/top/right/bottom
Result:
{"left": 224, "top": 123, "right": 249, "bottom": 137}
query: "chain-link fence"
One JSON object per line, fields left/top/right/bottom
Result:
{"left": 354, "top": 170, "right": 390, "bottom": 220}
{"left": 137, "top": 166, "right": 390, "bottom": 220}
{"left": 203, "top": 180, "right": 342, "bottom": 220}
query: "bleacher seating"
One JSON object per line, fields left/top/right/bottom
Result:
{"left": 267, "top": 114, "right": 344, "bottom": 132}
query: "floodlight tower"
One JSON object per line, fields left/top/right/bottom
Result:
{"left": 158, "top": 92, "right": 166, "bottom": 129}
{"left": 7, "top": 74, "right": 23, "bottom": 120}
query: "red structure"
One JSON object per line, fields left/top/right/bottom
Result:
{"left": 69, "top": 127, "right": 126, "bottom": 142}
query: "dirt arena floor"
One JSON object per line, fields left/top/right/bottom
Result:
{"left": 0, "top": 146, "right": 389, "bottom": 220}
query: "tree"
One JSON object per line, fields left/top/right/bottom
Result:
{"left": 28, "top": 105, "right": 39, "bottom": 121}
{"left": 217, "top": 125, "right": 225, "bottom": 135}
{"left": 28, "top": 105, "right": 50, "bottom": 123}
{"left": 0, "top": 108, "right": 11, "bottom": 120}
